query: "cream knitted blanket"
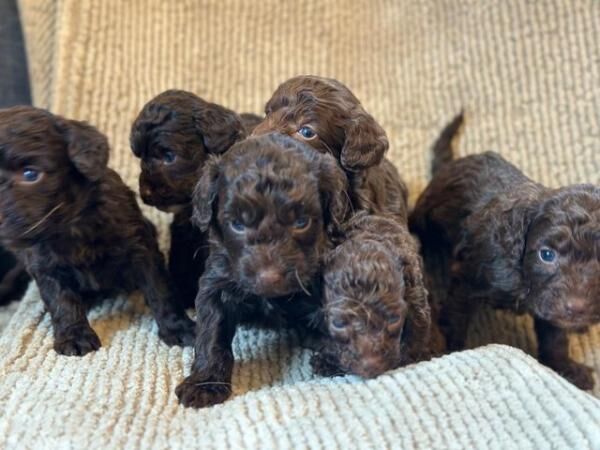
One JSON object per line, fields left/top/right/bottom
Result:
{"left": 1, "top": 0, "right": 599, "bottom": 448}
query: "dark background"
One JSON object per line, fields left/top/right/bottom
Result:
{"left": 0, "top": 0, "right": 31, "bottom": 107}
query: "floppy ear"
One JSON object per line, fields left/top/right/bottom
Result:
{"left": 340, "top": 108, "right": 388, "bottom": 171}
{"left": 453, "top": 192, "right": 541, "bottom": 294}
{"left": 193, "top": 101, "right": 245, "bottom": 154}
{"left": 129, "top": 101, "right": 173, "bottom": 158}
{"left": 191, "top": 156, "right": 221, "bottom": 232}
{"left": 64, "top": 119, "right": 110, "bottom": 181}
{"left": 317, "top": 154, "right": 351, "bottom": 236}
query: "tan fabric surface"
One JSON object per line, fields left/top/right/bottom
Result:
{"left": 1, "top": 0, "right": 599, "bottom": 448}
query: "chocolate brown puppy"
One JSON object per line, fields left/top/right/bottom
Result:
{"left": 311, "top": 212, "right": 431, "bottom": 378}
{"left": 130, "top": 89, "right": 262, "bottom": 309}
{"left": 410, "top": 113, "right": 600, "bottom": 390}
{"left": 0, "top": 106, "right": 195, "bottom": 356}
{"left": 252, "top": 75, "right": 408, "bottom": 222}
{"left": 175, "top": 133, "right": 350, "bottom": 408}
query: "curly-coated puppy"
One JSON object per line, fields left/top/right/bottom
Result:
{"left": 0, "top": 247, "right": 29, "bottom": 305}
{"left": 0, "top": 106, "right": 195, "bottom": 356}
{"left": 310, "top": 212, "right": 431, "bottom": 378}
{"left": 175, "top": 133, "right": 350, "bottom": 408}
{"left": 410, "top": 113, "right": 600, "bottom": 390}
{"left": 252, "top": 75, "right": 408, "bottom": 221}
{"left": 130, "top": 89, "right": 262, "bottom": 309}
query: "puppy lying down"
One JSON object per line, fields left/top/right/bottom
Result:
{"left": 176, "top": 132, "right": 350, "bottom": 408}
{"left": 410, "top": 113, "right": 600, "bottom": 390}
{"left": 0, "top": 106, "right": 195, "bottom": 356}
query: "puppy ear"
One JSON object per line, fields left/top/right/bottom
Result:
{"left": 193, "top": 102, "right": 245, "bottom": 154}
{"left": 64, "top": 120, "right": 109, "bottom": 181}
{"left": 191, "top": 157, "right": 221, "bottom": 231}
{"left": 453, "top": 193, "right": 540, "bottom": 293}
{"left": 340, "top": 108, "right": 389, "bottom": 171}
{"left": 317, "top": 154, "right": 350, "bottom": 236}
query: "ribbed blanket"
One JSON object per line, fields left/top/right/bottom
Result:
{"left": 1, "top": 1, "right": 599, "bottom": 448}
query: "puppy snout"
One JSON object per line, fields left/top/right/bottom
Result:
{"left": 565, "top": 297, "right": 588, "bottom": 315}
{"left": 256, "top": 268, "right": 283, "bottom": 288}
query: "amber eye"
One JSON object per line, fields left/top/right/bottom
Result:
{"left": 162, "top": 151, "right": 176, "bottom": 165}
{"left": 297, "top": 125, "right": 317, "bottom": 140}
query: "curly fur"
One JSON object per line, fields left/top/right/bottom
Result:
{"left": 130, "top": 89, "right": 262, "bottom": 308}
{"left": 311, "top": 212, "right": 433, "bottom": 379}
{"left": 175, "top": 133, "right": 350, "bottom": 408}
{"left": 410, "top": 113, "right": 600, "bottom": 390}
{"left": 252, "top": 75, "right": 408, "bottom": 222}
{"left": 0, "top": 106, "right": 195, "bottom": 356}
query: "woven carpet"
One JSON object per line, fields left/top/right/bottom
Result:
{"left": 1, "top": 0, "right": 599, "bottom": 448}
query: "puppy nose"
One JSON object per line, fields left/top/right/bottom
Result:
{"left": 257, "top": 269, "right": 283, "bottom": 287}
{"left": 565, "top": 297, "right": 588, "bottom": 315}
{"left": 140, "top": 186, "right": 152, "bottom": 198}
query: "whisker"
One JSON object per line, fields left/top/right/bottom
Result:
{"left": 193, "top": 381, "right": 232, "bottom": 388}
{"left": 20, "top": 202, "right": 64, "bottom": 237}
{"left": 295, "top": 269, "right": 312, "bottom": 296}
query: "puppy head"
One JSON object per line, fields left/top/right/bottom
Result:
{"left": 323, "top": 239, "right": 408, "bottom": 378}
{"left": 0, "top": 106, "right": 109, "bottom": 246}
{"left": 252, "top": 75, "right": 388, "bottom": 171}
{"left": 130, "top": 90, "right": 245, "bottom": 212}
{"left": 192, "top": 133, "right": 349, "bottom": 298}
{"left": 522, "top": 185, "right": 600, "bottom": 329}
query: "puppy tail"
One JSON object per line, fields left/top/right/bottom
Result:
{"left": 431, "top": 111, "right": 464, "bottom": 176}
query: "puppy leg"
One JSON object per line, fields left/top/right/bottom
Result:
{"left": 176, "top": 286, "right": 236, "bottom": 408}
{"left": 440, "top": 282, "right": 472, "bottom": 352}
{"left": 0, "top": 260, "right": 30, "bottom": 305}
{"left": 135, "top": 251, "right": 195, "bottom": 347}
{"left": 310, "top": 341, "right": 347, "bottom": 377}
{"left": 33, "top": 273, "right": 100, "bottom": 356}
{"left": 534, "top": 318, "right": 594, "bottom": 390}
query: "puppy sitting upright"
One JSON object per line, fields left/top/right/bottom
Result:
{"left": 175, "top": 133, "right": 349, "bottom": 408}
{"left": 252, "top": 75, "right": 408, "bottom": 221}
{"left": 410, "top": 113, "right": 600, "bottom": 390}
{"left": 130, "top": 89, "right": 262, "bottom": 309}
{"left": 0, "top": 106, "right": 195, "bottom": 356}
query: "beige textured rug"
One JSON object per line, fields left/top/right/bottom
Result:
{"left": 1, "top": 0, "right": 599, "bottom": 448}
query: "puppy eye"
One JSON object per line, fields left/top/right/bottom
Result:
{"left": 292, "top": 216, "right": 311, "bottom": 230}
{"left": 297, "top": 125, "right": 317, "bottom": 140}
{"left": 230, "top": 219, "right": 246, "bottom": 234}
{"left": 539, "top": 247, "right": 557, "bottom": 263}
{"left": 20, "top": 167, "right": 42, "bottom": 184}
{"left": 331, "top": 317, "right": 348, "bottom": 330}
{"left": 162, "top": 151, "right": 176, "bottom": 165}
{"left": 386, "top": 315, "right": 404, "bottom": 334}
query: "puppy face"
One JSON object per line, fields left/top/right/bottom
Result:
{"left": 130, "top": 90, "right": 245, "bottom": 212}
{"left": 323, "top": 240, "right": 408, "bottom": 377}
{"left": 193, "top": 133, "right": 348, "bottom": 298}
{"left": 252, "top": 75, "right": 388, "bottom": 171}
{"left": 522, "top": 186, "right": 600, "bottom": 329}
{"left": 0, "top": 106, "right": 108, "bottom": 248}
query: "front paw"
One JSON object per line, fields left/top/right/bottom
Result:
{"left": 54, "top": 325, "right": 101, "bottom": 356}
{"left": 310, "top": 352, "right": 345, "bottom": 377}
{"left": 557, "top": 361, "right": 595, "bottom": 391}
{"left": 158, "top": 314, "right": 196, "bottom": 347}
{"left": 175, "top": 374, "right": 232, "bottom": 408}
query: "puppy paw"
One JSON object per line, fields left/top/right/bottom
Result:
{"left": 559, "top": 361, "right": 595, "bottom": 391}
{"left": 54, "top": 325, "right": 101, "bottom": 356}
{"left": 310, "top": 352, "right": 345, "bottom": 377}
{"left": 175, "top": 375, "right": 232, "bottom": 408}
{"left": 158, "top": 315, "right": 196, "bottom": 347}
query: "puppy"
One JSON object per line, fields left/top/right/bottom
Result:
{"left": 410, "top": 113, "right": 600, "bottom": 390}
{"left": 311, "top": 212, "right": 432, "bottom": 378}
{"left": 130, "top": 89, "right": 262, "bottom": 309}
{"left": 0, "top": 106, "right": 195, "bottom": 356}
{"left": 175, "top": 133, "right": 349, "bottom": 408}
{"left": 0, "top": 247, "right": 29, "bottom": 305}
{"left": 252, "top": 75, "right": 408, "bottom": 221}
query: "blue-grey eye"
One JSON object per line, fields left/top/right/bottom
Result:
{"left": 22, "top": 168, "right": 40, "bottom": 183}
{"left": 293, "top": 216, "right": 310, "bottom": 230}
{"left": 162, "top": 151, "right": 176, "bottom": 164}
{"left": 539, "top": 247, "right": 556, "bottom": 263}
{"left": 331, "top": 317, "right": 348, "bottom": 330}
{"left": 230, "top": 219, "right": 246, "bottom": 234}
{"left": 297, "top": 126, "right": 316, "bottom": 139}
